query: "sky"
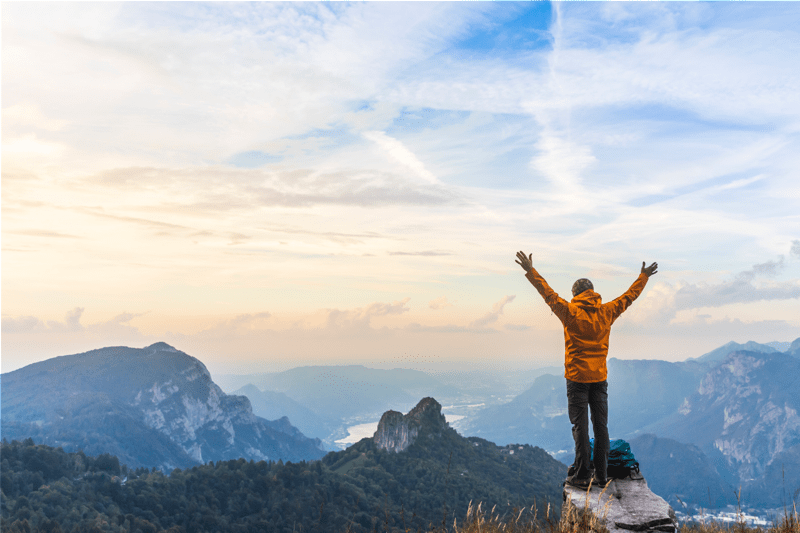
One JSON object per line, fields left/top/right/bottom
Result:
{"left": 2, "top": 2, "right": 799, "bottom": 377}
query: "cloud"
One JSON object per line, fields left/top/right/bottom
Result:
{"left": 2, "top": 134, "right": 66, "bottom": 159}
{"left": 1, "top": 316, "right": 43, "bottom": 333}
{"left": 671, "top": 255, "right": 798, "bottom": 310}
{"left": 64, "top": 307, "right": 85, "bottom": 331}
{"left": 389, "top": 251, "right": 453, "bottom": 257}
{"left": 10, "top": 230, "right": 82, "bottom": 239}
{"left": 195, "top": 313, "right": 274, "bottom": 339}
{"left": 530, "top": 130, "right": 596, "bottom": 195}
{"left": 325, "top": 298, "right": 411, "bottom": 329}
{"left": 470, "top": 295, "right": 516, "bottom": 328}
{"left": 791, "top": 240, "right": 800, "bottom": 258}
{"left": 621, "top": 254, "right": 800, "bottom": 330}
{"left": 109, "top": 312, "right": 147, "bottom": 324}
{"left": 428, "top": 297, "right": 452, "bottom": 310}
{"left": 87, "top": 167, "right": 458, "bottom": 209}
{"left": 673, "top": 278, "right": 800, "bottom": 310}
{"left": 747, "top": 257, "right": 785, "bottom": 279}
{"left": 229, "top": 312, "right": 272, "bottom": 327}
{"left": 363, "top": 130, "right": 439, "bottom": 184}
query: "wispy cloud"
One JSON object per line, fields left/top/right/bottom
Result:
{"left": 324, "top": 299, "right": 411, "bottom": 330}
{"left": 389, "top": 251, "right": 452, "bottom": 257}
{"left": 470, "top": 295, "right": 516, "bottom": 329}
{"left": 362, "top": 130, "right": 439, "bottom": 185}
{"left": 428, "top": 297, "right": 452, "bottom": 310}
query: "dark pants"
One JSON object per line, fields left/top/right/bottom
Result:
{"left": 566, "top": 379, "right": 609, "bottom": 482}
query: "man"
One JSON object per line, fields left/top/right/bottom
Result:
{"left": 515, "top": 251, "right": 658, "bottom": 489}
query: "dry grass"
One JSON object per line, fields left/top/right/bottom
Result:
{"left": 681, "top": 503, "right": 799, "bottom": 533}
{"left": 421, "top": 499, "right": 799, "bottom": 533}
{"left": 421, "top": 495, "right": 610, "bottom": 533}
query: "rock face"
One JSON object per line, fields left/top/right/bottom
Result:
{"left": 563, "top": 474, "right": 678, "bottom": 533}
{"left": 373, "top": 397, "right": 447, "bottom": 452}
{"left": 653, "top": 350, "right": 800, "bottom": 483}
{"left": 1, "top": 342, "right": 326, "bottom": 470}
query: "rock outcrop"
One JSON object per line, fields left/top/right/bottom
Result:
{"left": 373, "top": 397, "right": 447, "bottom": 452}
{"left": 563, "top": 473, "right": 678, "bottom": 533}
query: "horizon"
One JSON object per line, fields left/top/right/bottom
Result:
{"left": 3, "top": 3, "right": 799, "bottom": 374}
{"left": 1, "top": 337, "right": 796, "bottom": 379}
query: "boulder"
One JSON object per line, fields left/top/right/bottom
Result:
{"left": 562, "top": 473, "right": 678, "bottom": 533}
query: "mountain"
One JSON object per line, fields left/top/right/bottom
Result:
{"left": 323, "top": 396, "right": 567, "bottom": 525}
{"left": 764, "top": 341, "right": 792, "bottom": 352}
{"left": 786, "top": 337, "right": 800, "bottom": 358}
{"left": 648, "top": 350, "right": 800, "bottom": 486}
{"left": 742, "top": 442, "right": 800, "bottom": 508}
{"left": 607, "top": 358, "right": 703, "bottom": 438}
{"left": 232, "top": 383, "right": 340, "bottom": 443}
{"left": 688, "top": 340, "right": 778, "bottom": 365}
{"left": 629, "top": 434, "right": 735, "bottom": 509}
{"left": 0, "top": 343, "right": 325, "bottom": 470}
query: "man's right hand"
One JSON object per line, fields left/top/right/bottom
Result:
{"left": 516, "top": 251, "right": 533, "bottom": 272}
{"left": 641, "top": 261, "right": 658, "bottom": 277}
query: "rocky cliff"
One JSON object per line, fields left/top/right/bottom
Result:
{"left": 1, "top": 342, "right": 325, "bottom": 469}
{"left": 373, "top": 397, "right": 448, "bottom": 452}
{"left": 654, "top": 350, "right": 800, "bottom": 483}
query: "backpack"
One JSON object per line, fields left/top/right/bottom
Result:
{"left": 590, "top": 438, "right": 640, "bottom": 479}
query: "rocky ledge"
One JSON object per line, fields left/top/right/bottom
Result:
{"left": 563, "top": 473, "right": 678, "bottom": 533}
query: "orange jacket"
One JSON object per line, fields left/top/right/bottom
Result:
{"left": 525, "top": 268, "right": 648, "bottom": 383}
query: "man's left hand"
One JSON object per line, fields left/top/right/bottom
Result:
{"left": 641, "top": 261, "right": 658, "bottom": 277}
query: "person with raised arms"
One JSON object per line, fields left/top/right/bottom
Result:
{"left": 515, "top": 251, "right": 658, "bottom": 489}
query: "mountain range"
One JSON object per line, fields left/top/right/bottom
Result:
{"left": 3, "top": 336, "right": 800, "bottom": 512}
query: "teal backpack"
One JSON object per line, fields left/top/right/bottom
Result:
{"left": 590, "top": 439, "right": 640, "bottom": 479}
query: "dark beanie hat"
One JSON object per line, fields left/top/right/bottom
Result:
{"left": 572, "top": 278, "right": 594, "bottom": 296}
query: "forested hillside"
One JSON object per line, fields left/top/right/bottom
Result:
{"left": 1, "top": 433, "right": 564, "bottom": 533}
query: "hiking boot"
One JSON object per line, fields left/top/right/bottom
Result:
{"left": 565, "top": 476, "right": 592, "bottom": 490}
{"left": 593, "top": 476, "right": 610, "bottom": 488}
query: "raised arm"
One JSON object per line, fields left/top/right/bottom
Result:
{"left": 515, "top": 251, "right": 570, "bottom": 323}
{"left": 608, "top": 261, "right": 658, "bottom": 321}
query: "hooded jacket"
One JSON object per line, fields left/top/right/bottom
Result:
{"left": 525, "top": 268, "right": 648, "bottom": 383}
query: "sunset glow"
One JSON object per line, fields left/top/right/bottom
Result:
{"left": 3, "top": 2, "right": 799, "bottom": 375}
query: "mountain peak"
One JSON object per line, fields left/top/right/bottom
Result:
{"left": 146, "top": 342, "right": 178, "bottom": 352}
{"left": 787, "top": 337, "right": 800, "bottom": 357}
{"left": 406, "top": 396, "right": 445, "bottom": 424}
{"left": 373, "top": 397, "right": 447, "bottom": 453}
{"left": 692, "top": 340, "right": 778, "bottom": 364}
